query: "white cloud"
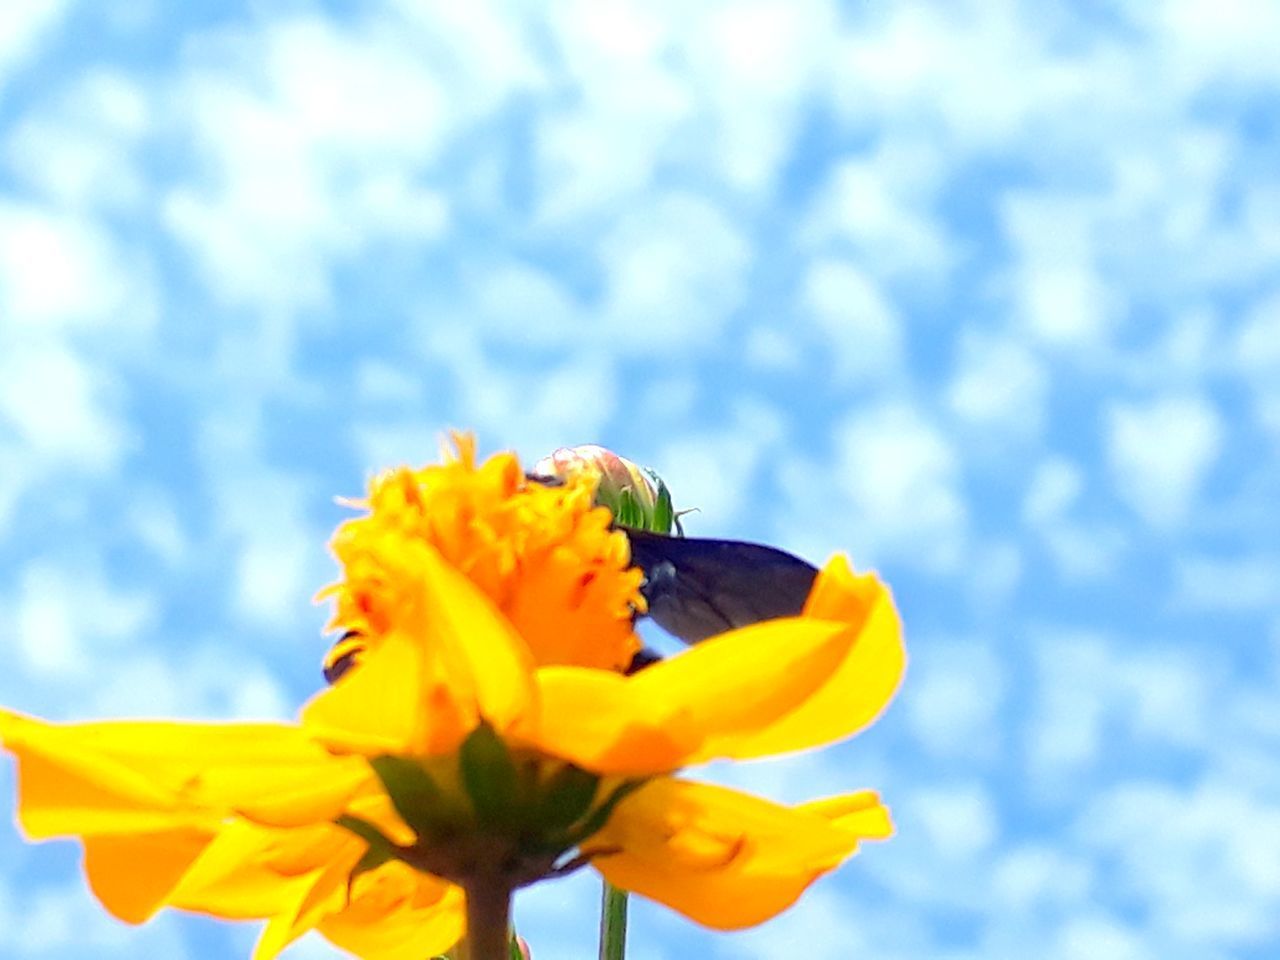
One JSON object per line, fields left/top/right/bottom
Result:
{"left": 1234, "top": 291, "right": 1280, "bottom": 434}
{"left": 683, "top": 0, "right": 837, "bottom": 192}
{"left": 1026, "top": 631, "right": 1215, "bottom": 792}
{"left": 655, "top": 399, "right": 784, "bottom": 529}
{"left": 1000, "top": 193, "right": 1115, "bottom": 351}
{"left": 598, "top": 193, "right": 750, "bottom": 350}
{"left": 412, "top": 325, "right": 620, "bottom": 457}
{"left": 742, "top": 325, "right": 804, "bottom": 372}
{"left": 1174, "top": 554, "right": 1280, "bottom": 613}
{"left": 804, "top": 142, "right": 953, "bottom": 284}
{"left": 801, "top": 258, "right": 903, "bottom": 383}
{"left": 165, "top": 14, "right": 462, "bottom": 311}
{"left": 1053, "top": 916, "right": 1151, "bottom": 960}
{"left": 906, "top": 781, "right": 1000, "bottom": 862}
{"left": 87, "top": 645, "right": 291, "bottom": 721}
{"left": 829, "top": 3, "right": 1063, "bottom": 151}
{"left": 13, "top": 562, "right": 154, "bottom": 679}
{"left": 1106, "top": 393, "right": 1223, "bottom": 529}
{"left": 465, "top": 260, "right": 585, "bottom": 347}
{"left": 535, "top": 0, "right": 690, "bottom": 222}
{"left": 5, "top": 70, "right": 149, "bottom": 210}
{"left": 0, "top": 341, "right": 132, "bottom": 472}
{"left": 990, "top": 845, "right": 1093, "bottom": 915}
{"left": 0, "top": 202, "right": 153, "bottom": 331}
{"left": 947, "top": 332, "right": 1048, "bottom": 441}
{"left": 0, "top": 0, "right": 69, "bottom": 91}
{"left": 780, "top": 401, "right": 966, "bottom": 569}
{"left": 1041, "top": 523, "right": 1129, "bottom": 581}
{"left": 1023, "top": 458, "right": 1085, "bottom": 526}
{"left": 1155, "top": 0, "right": 1280, "bottom": 89}
{"left": 724, "top": 887, "right": 872, "bottom": 960}
{"left": 1080, "top": 778, "right": 1280, "bottom": 947}
{"left": 1022, "top": 458, "right": 1128, "bottom": 580}
{"left": 903, "top": 639, "right": 1007, "bottom": 761}
{"left": 0, "top": 882, "right": 191, "bottom": 960}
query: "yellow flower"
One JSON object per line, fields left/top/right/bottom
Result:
{"left": 323, "top": 434, "right": 644, "bottom": 674}
{"left": 1, "top": 440, "right": 906, "bottom": 959}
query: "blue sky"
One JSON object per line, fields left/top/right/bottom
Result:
{"left": 2, "top": 1, "right": 1279, "bottom": 957}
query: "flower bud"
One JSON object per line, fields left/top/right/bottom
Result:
{"left": 533, "top": 445, "right": 676, "bottom": 533}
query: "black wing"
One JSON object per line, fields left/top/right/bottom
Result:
{"left": 623, "top": 527, "right": 818, "bottom": 644}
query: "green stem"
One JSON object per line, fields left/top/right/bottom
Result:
{"left": 463, "top": 878, "right": 513, "bottom": 960}
{"left": 598, "top": 880, "right": 628, "bottom": 960}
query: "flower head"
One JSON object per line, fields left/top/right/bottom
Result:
{"left": 1, "top": 437, "right": 906, "bottom": 959}
{"left": 323, "top": 434, "right": 644, "bottom": 674}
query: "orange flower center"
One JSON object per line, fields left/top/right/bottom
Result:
{"left": 320, "top": 435, "right": 644, "bottom": 672}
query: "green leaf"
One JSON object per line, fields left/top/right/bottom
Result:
{"left": 568, "top": 779, "right": 646, "bottom": 845}
{"left": 536, "top": 764, "right": 599, "bottom": 829}
{"left": 368, "top": 755, "right": 445, "bottom": 839}
{"left": 460, "top": 721, "right": 521, "bottom": 828}
{"left": 334, "top": 813, "right": 400, "bottom": 859}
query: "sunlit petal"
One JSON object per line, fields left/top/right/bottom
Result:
{"left": 694, "top": 556, "right": 905, "bottom": 760}
{"left": 588, "top": 778, "right": 876, "bottom": 930}
{"left": 0, "top": 711, "right": 360, "bottom": 836}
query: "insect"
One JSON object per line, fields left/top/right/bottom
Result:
{"left": 622, "top": 526, "right": 817, "bottom": 645}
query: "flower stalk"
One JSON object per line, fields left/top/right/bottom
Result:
{"left": 462, "top": 878, "right": 513, "bottom": 960}
{"left": 598, "top": 880, "right": 629, "bottom": 960}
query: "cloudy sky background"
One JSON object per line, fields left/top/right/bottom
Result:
{"left": 2, "top": 0, "right": 1279, "bottom": 957}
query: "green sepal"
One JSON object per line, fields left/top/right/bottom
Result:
{"left": 346, "top": 843, "right": 396, "bottom": 902}
{"left": 646, "top": 470, "right": 676, "bottom": 535}
{"left": 334, "top": 813, "right": 402, "bottom": 865}
{"left": 535, "top": 764, "right": 599, "bottom": 830}
{"left": 368, "top": 755, "right": 446, "bottom": 840}
{"left": 567, "top": 778, "right": 646, "bottom": 846}
{"left": 460, "top": 721, "right": 521, "bottom": 829}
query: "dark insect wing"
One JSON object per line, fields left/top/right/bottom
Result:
{"left": 623, "top": 527, "right": 818, "bottom": 645}
{"left": 321, "top": 514, "right": 820, "bottom": 681}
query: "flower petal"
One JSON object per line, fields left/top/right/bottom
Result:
{"left": 318, "top": 867, "right": 464, "bottom": 960}
{"left": 529, "top": 606, "right": 862, "bottom": 775}
{"left": 0, "top": 711, "right": 361, "bottom": 836}
{"left": 82, "top": 827, "right": 217, "bottom": 924}
{"left": 169, "top": 821, "right": 358, "bottom": 921}
{"left": 587, "top": 778, "right": 875, "bottom": 929}
{"left": 626, "top": 616, "right": 852, "bottom": 759}
{"left": 798, "top": 790, "right": 894, "bottom": 840}
{"left": 693, "top": 556, "right": 905, "bottom": 760}
{"left": 526, "top": 668, "right": 698, "bottom": 775}
{"left": 303, "top": 543, "right": 536, "bottom": 756}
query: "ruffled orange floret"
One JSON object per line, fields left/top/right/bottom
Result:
{"left": 321, "top": 434, "right": 644, "bottom": 672}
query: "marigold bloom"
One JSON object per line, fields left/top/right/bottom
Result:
{"left": 0, "top": 438, "right": 905, "bottom": 960}
{"left": 324, "top": 434, "right": 644, "bottom": 673}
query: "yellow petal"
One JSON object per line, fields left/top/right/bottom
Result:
{"left": 526, "top": 668, "right": 698, "bottom": 775}
{"left": 303, "top": 543, "right": 536, "bottom": 756}
{"left": 695, "top": 556, "right": 905, "bottom": 760}
{"left": 529, "top": 609, "right": 860, "bottom": 775}
{"left": 798, "top": 790, "right": 894, "bottom": 841}
{"left": 253, "top": 849, "right": 359, "bottom": 960}
{"left": 301, "top": 631, "right": 443, "bottom": 755}
{"left": 0, "top": 711, "right": 358, "bottom": 837}
{"left": 169, "top": 821, "right": 358, "bottom": 920}
{"left": 83, "top": 827, "right": 217, "bottom": 924}
{"left": 318, "top": 867, "right": 464, "bottom": 960}
{"left": 628, "top": 616, "right": 853, "bottom": 758}
{"left": 587, "top": 778, "right": 872, "bottom": 929}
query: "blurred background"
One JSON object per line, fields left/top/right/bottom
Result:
{"left": 1, "top": 1, "right": 1278, "bottom": 958}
